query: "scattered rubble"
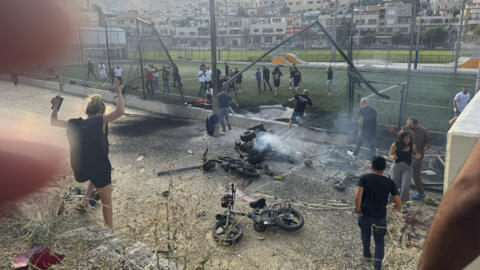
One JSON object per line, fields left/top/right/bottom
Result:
{"left": 56, "top": 226, "right": 177, "bottom": 270}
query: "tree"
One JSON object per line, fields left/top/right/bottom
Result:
{"left": 361, "top": 32, "right": 376, "bottom": 47}
{"left": 391, "top": 32, "right": 408, "bottom": 45}
{"left": 473, "top": 23, "right": 480, "bottom": 39}
{"left": 421, "top": 27, "right": 448, "bottom": 48}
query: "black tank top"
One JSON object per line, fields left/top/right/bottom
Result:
{"left": 395, "top": 142, "right": 412, "bottom": 165}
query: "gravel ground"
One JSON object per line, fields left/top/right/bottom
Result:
{"left": 0, "top": 80, "right": 443, "bottom": 269}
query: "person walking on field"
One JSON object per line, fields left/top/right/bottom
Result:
{"left": 449, "top": 87, "right": 471, "bottom": 125}
{"left": 288, "top": 89, "right": 312, "bottom": 128}
{"left": 217, "top": 88, "right": 239, "bottom": 132}
{"left": 356, "top": 156, "right": 402, "bottom": 270}
{"left": 205, "top": 66, "right": 212, "bottom": 90}
{"left": 327, "top": 66, "right": 333, "bottom": 96}
{"left": 348, "top": 98, "right": 377, "bottom": 159}
{"left": 98, "top": 62, "right": 107, "bottom": 86}
{"left": 161, "top": 66, "right": 170, "bottom": 95}
{"left": 262, "top": 65, "right": 272, "bottom": 92}
{"left": 292, "top": 67, "right": 301, "bottom": 94}
{"left": 289, "top": 64, "right": 296, "bottom": 90}
{"left": 234, "top": 67, "right": 243, "bottom": 92}
{"left": 272, "top": 66, "right": 282, "bottom": 97}
{"left": 228, "top": 69, "right": 237, "bottom": 96}
{"left": 224, "top": 62, "right": 229, "bottom": 79}
{"left": 114, "top": 66, "right": 123, "bottom": 85}
{"left": 152, "top": 65, "right": 160, "bottom": 91}
{"left": 145, "top": 66, "right": 154, "bottom": 96}
{"left": 198, "top": 65, "right": 206, "bottom": 97}
{"left": 87, "top": 60, "right": 97, "bottom": 81}
{"left": 50, "top": 78, "right": 125, "bottom": 228}
{"left": 389, "top": 131, "right": 422, "bottom": 203}
{"left": 173, "top": 65, "right": 182, "bottom": 90}
{"left": 386, "top": 118, "right": 431, "bottom": 201}
{"left": 256, "top": 67, "right": 262, "bottom": 93}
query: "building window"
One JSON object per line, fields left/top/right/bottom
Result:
{"left": 265, "top": 36, "right": 273, "bottom": 43}
{"left": 368, "top": 19, "right": 376, "bottom": 24}
{"left": 276, "top": 28, "right": 283, "bottom": 32}
{"left": 387, "top": 8, "right": 395, "bottom": 15}
{"left": 232, "top": 40, "right": 239, "bottom": 46}
{"left": 189, "top": 32, "right": 196, "bottom": 36}
{"left": 387, "top": 18, "right": 395, "bottom": 25}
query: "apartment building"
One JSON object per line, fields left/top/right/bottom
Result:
{"left": 286, "top": 0, "right": 328, "bottom": 13}
{"left": 217, "top": 16, "right": 250, "bottom": 47}
{"left": 378, "top": 2, "right": 412, "bottom": 36}
{"left": 249, "top": 16, "right": 287, "bottom": 47}
{"left": 464, "top": 1, "right": 480, "bottom": 42}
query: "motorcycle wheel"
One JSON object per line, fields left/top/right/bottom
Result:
{"left": 213, "top": 219, "right": 243, "bottom": 245}
{"left": 275, "top": 208, "right": 304, "bottom": 232}
{"left": 240, "top": 130, "right": 256, "bottom": 142}
{"left": 253, "top": 222, "right": 267, "bottom": 232}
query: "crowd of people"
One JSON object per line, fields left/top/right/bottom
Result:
{"left": 85, "top": 60, "right": 182, "bottom": 96}
{"left": 349, "top": 85, "right": 473, "bottom": 269}
{"left": 46, "top": 58, "right": 477, "bottom": 270}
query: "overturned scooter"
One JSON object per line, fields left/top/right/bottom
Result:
{"left": 213, "top": 183, "right": 304, "bottom": 245}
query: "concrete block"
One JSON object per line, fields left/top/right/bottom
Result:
{"left": 443, "top": 91, "right": 480, "bottom": 269}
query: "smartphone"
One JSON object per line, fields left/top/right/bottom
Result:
{"left": 51, "top": 95, "right": 64, "bottom": 110}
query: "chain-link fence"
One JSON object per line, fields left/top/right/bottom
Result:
{"left": 23, "top": 8, "right": 478, "bottom": 144}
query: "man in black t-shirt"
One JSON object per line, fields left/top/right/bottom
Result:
{"left": 356, "top": 156, "right": 402, "bottom": 270}
{"left": 348, "top": 97, "right": 377, "bottom": 159}
{"left": 262, "top": 65, "right": 272, "bottom": 92}
{"left": 288, "top": 89, "right": 312, "bottom": 128}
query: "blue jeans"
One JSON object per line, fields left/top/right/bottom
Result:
{"left": 154, "top": 78, "right": 159, "bottom": 90}
{"left": 358, "top": 216, "right": 386, "bottom": 270}
{"left": 218, "top": 107, "right": 230, "bottom": 130}
{"left": 353, "top": 132, "right": 376, "bottom": 158}
{"left": 163, "top": 79, "right": 169, "bottom": 95}
{"left": 198, "top": 82, "right": 206, "bottom": 97}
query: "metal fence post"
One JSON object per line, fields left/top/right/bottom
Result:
{"left": 452, "top": 0, "right": 467, "bottom": 89}
{"left": 398, "top": 83, "right": 406, "bottom": 128}
{"left": 401, "top": 0, "right": 417, "bottom": 125}
{"left": 136, "top": 19, "right": 146, "bottom": 100}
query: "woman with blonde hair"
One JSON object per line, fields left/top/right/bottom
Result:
{"left": 50, "top": 78, "right": 124, "bottom": 228}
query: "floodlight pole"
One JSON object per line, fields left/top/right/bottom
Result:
{"left": 401, "top": 0, "right": 417, "bottom": 125}
{"left": 104, "top": 16, "right": 112, "bottom": 86}
{"left": 453, "top": 0, "right": 467, "bottom": 89}
{"left": 210, "top": 0, "right": 217, "bottom": 103}
{"left": 136, "top": 19, "right": 146, "bottom": 100}
{"left": 330, "top": 0, "right": 338, "bottom": 62}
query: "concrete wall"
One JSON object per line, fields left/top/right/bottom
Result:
{"left": 443, "top": 91, "right": 480, "bottom": 269}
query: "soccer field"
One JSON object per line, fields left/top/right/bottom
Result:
{"left": 57, "top": 61, "right": 476, "bottom": 133}
{"left": 140, "top": 49, "right": 458, "bottom": 64}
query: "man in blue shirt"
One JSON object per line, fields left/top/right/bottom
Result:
{"left": 217, "top": 88, "right": 239, "bottom": 132}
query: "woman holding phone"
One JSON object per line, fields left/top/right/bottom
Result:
{"left": 50, "top": 78, "right": 124, "bottom": 228}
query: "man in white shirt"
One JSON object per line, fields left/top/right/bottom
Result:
{"left": 99, "top": 62, "right": 107, "bottom": 86}
{"left": 114, "top": 66, "right": 123, "bottom": 85}
{"left": 449, "top": 87, "right": 471, "bottom": 125}
{"left": 198, "top": 65, "right": 206, "bottom": 97}
{"left": 205, "top": 66, "right": 212, "bottom": 89}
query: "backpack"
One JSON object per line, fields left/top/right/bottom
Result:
{"left": 206, "top": 114, "right": 219, "bottom": 136}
